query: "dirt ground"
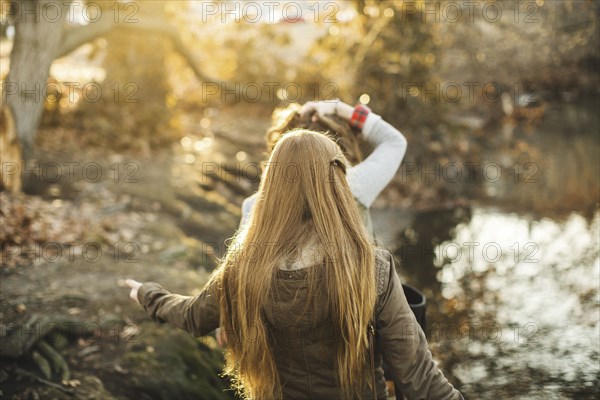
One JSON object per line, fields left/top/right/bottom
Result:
{"left": 0, "top": 104, "right": 271, "bottom": 399}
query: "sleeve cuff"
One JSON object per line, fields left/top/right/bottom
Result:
{"left": 137, "top": 282, "right": 164, "bottom": 306}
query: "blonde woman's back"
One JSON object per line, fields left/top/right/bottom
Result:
{"left": 130, "top": 129, "right": 463, "bottom": 400}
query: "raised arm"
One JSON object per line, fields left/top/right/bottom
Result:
{"left": 240, "top": 100, "right": 407, "bottom": 227}
{"left": 135, "top": 279, "right": 221, "bottom": 337}
{"left": 346, "top": 112, "right": 407, "bottom": 208}
{"left": 300, "top": 100, "right": 407, "bottom": 208}
{"left": 376, "top": 252, "right": 463, "bottom": 399}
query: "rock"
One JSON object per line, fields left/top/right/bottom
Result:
{"left": 120, "top": 325, "right": 233, "bottom": 399}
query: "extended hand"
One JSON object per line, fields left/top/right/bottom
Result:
{"left": 125, "top": 279, "right": 143, "bottom": 305}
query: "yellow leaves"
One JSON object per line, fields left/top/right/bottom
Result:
{"left": 62, "top": 379, "right": 81, "bottom": 387}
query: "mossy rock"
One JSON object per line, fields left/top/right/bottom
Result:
{"left": 121, "top": 326, "right": 233, "bottom": 400}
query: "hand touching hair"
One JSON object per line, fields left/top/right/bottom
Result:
{"left": 266, "top": 102, "right": 364, "bottom": 164}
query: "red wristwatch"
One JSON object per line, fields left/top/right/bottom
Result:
{"left": 350, "top": 104, "right": 371, "bottom": 131}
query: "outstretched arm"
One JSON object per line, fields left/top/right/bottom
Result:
{"left": 126, "top": 278, "right": 220, "bottom": 337}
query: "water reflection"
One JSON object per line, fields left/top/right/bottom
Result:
{"left": 378, "top": 207, "right": 599, "bottom": 398}
{"left": 479, "top": 98, "right": 599, "bottom": 219}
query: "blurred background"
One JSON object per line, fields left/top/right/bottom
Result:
{"left": 0, "top": 0, "right": 598, "bottom": 398}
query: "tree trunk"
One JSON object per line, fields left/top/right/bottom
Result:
{"left": 4, "top": 0, "right": 252, "bottom": 170}
{"left": 0, "top": 103, "right": 22, "bottom": 193}
{"left": 5, "top": 0, "right": 67, "bottom": 162}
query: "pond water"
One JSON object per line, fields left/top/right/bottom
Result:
{"left": 371, "top": 99, "right": 600, "bottom": 398}
{"left": 373, "top": 207, "right": 599, "bottom": 398}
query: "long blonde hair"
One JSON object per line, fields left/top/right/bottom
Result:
{"left": 210, "top": 130, "right": 376, "bottom": 399}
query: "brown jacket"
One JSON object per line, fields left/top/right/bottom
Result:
{"left": 138, "top": 249, "right": 463, "bottom": 400}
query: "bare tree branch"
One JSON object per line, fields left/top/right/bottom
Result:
{"left": 56, "top": 19, "right": 253, "bottom": 102}
{"left": 55, "top": 18, "right": 115, "bottom": 59}
{"left": 119, "top": 20, "right": 229, "bottom": 87}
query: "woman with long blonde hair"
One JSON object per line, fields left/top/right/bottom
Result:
{"left": 126, "top": 124, "right": 462, "bottom": 399}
